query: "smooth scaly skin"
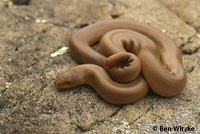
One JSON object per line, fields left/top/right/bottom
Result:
{"left": 54, "top": 19, "right": 187, "bottom": 104}
{"left": 54, "top": 64, "right": 148, "bottom": 104}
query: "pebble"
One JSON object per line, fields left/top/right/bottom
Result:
{"left": 51, "top": 47, "right": 69, "bottom": 57}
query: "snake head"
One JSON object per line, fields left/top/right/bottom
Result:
{"left": 54, "top": 69, "right": 83, "bottom": 89}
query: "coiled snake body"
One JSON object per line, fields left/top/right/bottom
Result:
{"left": 54, "top": 19, "right": 187, "bottom": 104}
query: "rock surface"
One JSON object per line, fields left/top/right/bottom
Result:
{"left": 0, "top": 0, "right": 199, "bottom": 133}
{"left": 158, "top": 0, "right": 200, "bottom": 28}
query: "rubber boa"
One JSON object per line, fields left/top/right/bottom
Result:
{"left": 54, "top": 19, "right": 187, "bottom": 104}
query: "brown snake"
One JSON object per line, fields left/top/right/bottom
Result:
{"left": 54, "top": 19, "right": 187, "bottom": 104}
